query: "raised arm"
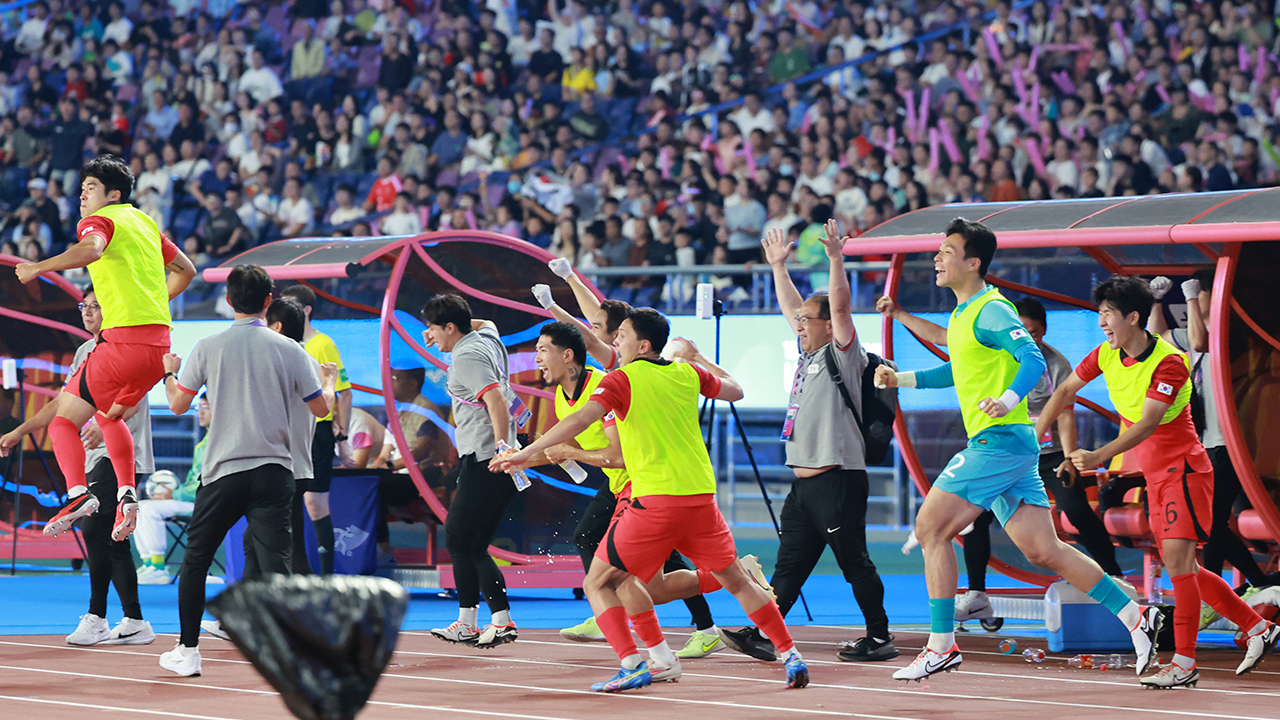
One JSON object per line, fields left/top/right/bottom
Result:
{"left": 532, "top": 284, "right": 615, "bottom": 367}
{"left": 547, "top": 257, "right": 604, "bottom": 321}
{"left": 15, "top": 233, "right": 105, "bottom": 284}
{"left": 1147, "top": 276, "right": 1173, "bottom": 343}
{"left": 670, "top": 337, "right": 744, "bottom": 402}
{"left": 1183, "top": 278, "right": 1208, "bottom": 353}
{"left": 164, "top": 353, "right": 195, "bottom": 415}
{"left": 763, "top": 226, "right": 804, "bottom": 333}
{"left": 820, "top": 218, "right": 855, "bottom": 348}
{"left": 471, "top": 318, "right": 498, "bottom": 333}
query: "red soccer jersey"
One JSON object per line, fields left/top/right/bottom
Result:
{"left": 1075, "top": 345, "right": 1210, "bottom": 477}
{"left": 366, "top": 175, "right": 403, "bottom": 213}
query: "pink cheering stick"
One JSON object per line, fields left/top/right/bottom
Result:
{"left": 658, "top": 146, "right": 672, "bottom": 179}
{"left": 984, "top": 27, "right": 1004, "bottom": 68}
{"left": 1136, "top": 5, "right": 1148, "bottom": 25}
{"left": 1256, "top": 48, "right": 1268, "bottom": 87}
{"left": 901, "top": 90, "right": 918, "bottom": 142}
{"left": 1028, "top": 46, "right": 1042, "bottom": 74}
{"left": 618, "top": 154, "right": 631, "bottom": 173}
{"left": 885, "top": 126, "right": 897, "bottom": 151}
{"left": 939, "top": 121, "right": 962, "bottom": 163}
{"left": 956, "top": 67, "right": 981, "bottom": 103}
{"left": 918, "top": 87, "right": 931, "bottom": 132}
{"left": 1112, "top": 21, "right": 1129, "bottom": 61}
{"left": 1051, "top": 71, "right": 1075, "bottom": 95}
{"left": 1240, "top": 44, "right": 1251, "bottom": 72}
{"left": 1155, "top": 84, "right": 1171, "bottom": 106}
{"left": 977, "top": 116, "right": 991, "bottom": 160}
{"left": 1013, "top": 66, "right": 1028, "bottom": 101}
{"left": 1025, "top": 140, "right": 1048, "bottom": 179}
{"left": 928, "top": 127, "right": 941, "bottom": 172}
{"left": 743, "top": 137, "right": 758, "bottom": 181}
{"left": 465, "top": 208, "right": 478, "bottom": 230}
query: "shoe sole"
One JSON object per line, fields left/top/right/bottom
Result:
{"left": 787, "top": 666, "right": 810, "bottom": 689}
{"left": 431, "top": 633, "right": 479, "bottom": 646}
{"left": 559, "top": 631, "right": 607, "bottom": 643}
{"left": 675, "top": 644, "right": 725, "bottom": 659}
{"left": 66, "top": 635, "right": 109, "bottom": 646}
{"left": 102, "top": 634, "right": 156, "bottom": 645}
{"left": 475, "top": 633, "right": 517, "bottom": 649}
{"left": 1141, "top": 671, "right": 1199, "bottom": 689}
{"left": 717, "top": 629, "right": 777, "bottom": 662}
{"left": 894, "top": 658, "right": 963, "bottom": 682}
{"left": 112, "top": 504, "right": 138, "bottom": 542}
{"left": 955, "top": 605, "right": 995, "bottom": 621}
{"left": 44, "top": 496, "right": 100, "bottom": 537}
{"left": 161, "top": 663, "right": 202, "bottom": 677}
{"left": 652, "top": 668, "right": 682, "bottom": 682}
{"left": 837, "top": 648, "right": 901, "bottom": 662}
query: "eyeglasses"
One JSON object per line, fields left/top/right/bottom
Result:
{"left": 794, "top": 315, "right": 826, "bottom": 326}
{"left": 78, "top": 302, "right": 101, "bottom": 311}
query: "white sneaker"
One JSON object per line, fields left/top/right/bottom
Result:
{"left": 201, "top": 619, "right": 230, "bottom": 640}
{"left": 103, "top": 618, "right": 155, "bottom": 645}
{"left": 650, "top": 657, "right": 683, "bottom": 682}
{"left": 740, "top": 554, "right": 776, "bottom": 602}
{"left": 159, "top": 643, "right": 202, "bottom": 677}
{"left": 430, "top": 620, "right": 480, "bottom": 645}
{"left": 1130, "top": 606, "right": 1164, "bottom": 675}
{"left": 892, "top": 644, "right": 962, "bottom": 682}
{"left": 66, "top": 613, "right": 110, "bottom": 646}
{"left": 1237, "top": 622, "right": 1280, "bottom": 675}
{"left": 954, "top": 590, "right": 993, "bottom": 621}
{"left": 1141, "top": 660, "right": 1198, "bottom": 689}
{"left": 136, "top": 565, "right": 172, "bottom": 585}
{"left": 474, "top": 622, "right": 518, "bottom": 648}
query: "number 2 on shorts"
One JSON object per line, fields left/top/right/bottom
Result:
{"left": 940, "top": 454, "right": 966, "bottom": 479}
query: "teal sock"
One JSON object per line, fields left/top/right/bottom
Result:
{"left": 1087, "top": 575, "right": 1132, "bottom": 616}
{"left": 929, "top": 598, "right": 955, "bottom": 634}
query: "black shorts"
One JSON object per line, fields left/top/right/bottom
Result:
{"left": 309, "top": 420, "right": 335, "bottom": 493}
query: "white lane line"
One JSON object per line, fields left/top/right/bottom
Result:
{"left": 0, "top": 694, "right": 250, "bottom": 720}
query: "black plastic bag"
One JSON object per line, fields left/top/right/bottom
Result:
{"left": 207, "top": 574, "right": 409, "bottom": 720}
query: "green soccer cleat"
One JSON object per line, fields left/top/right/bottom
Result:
{"left": 560, "top": 615, "right": 606, "bottom": 642}
{"left": 675, "top": 630, "right": 726, "bottom": 658}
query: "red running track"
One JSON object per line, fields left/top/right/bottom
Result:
{"left": 0, "top": 627, "right": 1276, "bottom": 720}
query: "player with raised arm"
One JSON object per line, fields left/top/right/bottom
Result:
{"left": 14, "top": 155, "right": 196, "bottom": 542}
{"left": 877, "top": 219, "right": 1160, "bottom": 683}
{"left": 494, "top": 309, "right": 809, "bottom": 692}
{"left": 1036, "top": 276, "right": 1280, "bottom": 688}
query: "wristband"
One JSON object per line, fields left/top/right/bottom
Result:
{"left": 897, "top": 371, "right": 917, "bottom": 388}
{"left": 163, "top": 372, "right": 176, "bottom": 382}
{"left": 997, "top": 389, "right": 1021, "bottom": 412}
{"left": 335, "top": 432, "right": 348, "bottom": 443}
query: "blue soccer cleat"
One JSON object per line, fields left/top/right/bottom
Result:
{"left": 785, "top": 654, "right": 810, "bottom": 688}
{"left": 591, "top": 662, "right": 654, "bottom": 692}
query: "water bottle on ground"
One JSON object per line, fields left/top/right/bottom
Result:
{"left": 1097, "top": 654, "right": 1124, "bottom": 671}
{"left": 496, "top": 440, "right": 531, "bottom": 491}
{"left": 1068, "top": 654, "right": 1094, "bottom": 669}
{"left": 1022, "top": 648, "right": 1045, "bottom": 663}
{"left": 998, "top": 638, "right": 1017, "bottom": 654}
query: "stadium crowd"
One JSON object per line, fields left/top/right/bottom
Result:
{"left": 2, "top": 0, "right": 1279, "bottom": 306}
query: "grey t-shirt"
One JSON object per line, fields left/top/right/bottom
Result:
{"left": 446, "top": 326, "right": 516, "bottom": 462}
{"left": 1026, "top": 340, "right": 1073, "bottom": 454}
{"left": 1172, "top": 328, "right": 1222, "bottom": 448}
{"left": 178, "top": 318, "right": 322, "bottom": 484}
{"left": 72, "top": 338, "right": 155, "bottom": 475}
{"left": 286, "top": 349, "right": 321, "bottom": 480}
{"left": 785, "top": 332, "right": 869, "bottom": 471}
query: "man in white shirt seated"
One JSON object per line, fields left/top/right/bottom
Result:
{"left": 276, "top": 178, "right": 315, "bottom": 238}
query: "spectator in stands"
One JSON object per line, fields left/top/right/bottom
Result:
{"left": 291, "top": 21, "right": 327, "bottom": 81}
{"left": 240, "top": 49, "right": 284, "bottom": 105}
{"left": 277, "top": 178, "right": 316, "bottom": 238}
{"left": 328, "top": 184, "right": 364, "bottom": 227}
{"left": 363, "top": 156, "right": 402, "bottom": 213}
{"left": 430, "top": 111, "right": 469, "bottom": 171}
{"left": 381, "top": 192, "right": 422, "bottom": 236}
{"left": 24, "top": 178, "right": 65, "bottom": 250}
{"left": 528, "top": 27, "right": 564, "bottom": 83}
{"left": 201, "top": 192, "right": 248, "bottom": 261}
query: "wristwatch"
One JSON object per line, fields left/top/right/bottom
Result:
{"left": 335, "top": 431, "right": 349, "bottom": 443}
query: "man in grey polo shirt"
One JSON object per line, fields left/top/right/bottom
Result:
{"left": 722, "top": 221, "right": 895, "bottom": 664}
{"left": 157, "top": 264, "right": 335, "bottom": 677}
{"left": 421, "top": 293, "right": 520, "bottom": 650}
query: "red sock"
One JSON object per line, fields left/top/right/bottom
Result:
{"left": 697, "top": 568, "right": 722, "bottom": 594}
{"left": 97, "top": 415, "right": 137, "bottom": 494}
{"left": 596, "top": 606, "right": 638, "bottom": 662}
{"left": 748, "top": 602, "right": 795, "bottom": 656}
{"left": 49, "top": 416, "right": 87, "bottom": 492}
{"left": 1170, "top": 573, "right": 1200, "bottom": 660}
{"left": 629, "top": 610, "right": 665, "bottom": 649}
{"left": 1197, "top": 567, "right": 1264, "bottom": 631}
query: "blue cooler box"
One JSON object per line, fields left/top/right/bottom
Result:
{"left": 1045, "top": 579, "right": 1138, "bottom": 653}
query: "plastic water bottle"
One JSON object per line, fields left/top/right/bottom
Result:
{"left": 562, "top": 459, "right": 588, "bottom": 483}
{"left": 1068, "top": 654, "right": 1094, "bottom": 669}
{"left": 496, "top": 440, "right": 531, "bottom": 491}
{"left": 998, "top": 639, "right": 1018, "bottom": 654}
{"left": 1097, "top": 654, "right": 1124, "bottom": 671}
{"left": 1022, "top": 647, "right": 1045, "bottom": 663}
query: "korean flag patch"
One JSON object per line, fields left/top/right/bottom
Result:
{"left": 1009, "top": 329, "right": 1028, "bottom": 341}
{"left": 1156, "top": 382, "right": 1174, "bottom": 396}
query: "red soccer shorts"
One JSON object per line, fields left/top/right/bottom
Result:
{"left": 595, "top": 493, "right": 737, "bottom": 583}
{"left": 66, "top": 338, "right": 168, "bottom": 413}
{"left": 1147, "top": 462, "right": 1214, "bottom": 544}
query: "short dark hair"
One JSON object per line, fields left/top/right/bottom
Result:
{"left": 421, "top": 293, "right": 472, "bottom": 333}
{"left": 281, "top": 283, "right": 316, "bottom": 313}
{"left": 226, "top": 264, "right": 273, "bottom": 314}
{"left": 1014, "top": 297, "right": 1046, "bottom": 327}
{"left": 79, "top": 155, "right": 133, "bottom": 203}
{"left": 599, "top": 299, "right": 631, "bottom": 334}
{"left": 1191, "top": 267, "right": 1215, "bottom": 288}
{"left": 1092, "top": 276, "right": 1154, "bottom": 322}
{"left": 945, "top": 217, "right": 997, "bottom": 277}
{"left": 626, "top": 307, "right": 669, "bottom": 355}
{"left": 266, "top": 296, "right": 306, "bottom": 342}
{"left": 82, "top": 283, "right": 94, "bottom": 297}
{"left": 540, "top": 321, "right": 586, "bottom": 366}
{"left": 805, "top": 292, "right": 832, "bottom": 320}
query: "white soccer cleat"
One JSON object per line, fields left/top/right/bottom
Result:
{"left": 1130, "top": 606, "right": 1164, "bottom": 675}
{"left": 892, "top": 644, "right": 962, "bottom": 682}
{"left": 1141, "top": 660, "right": 1198, "bottom": 689}
{"left": 1237, "top": 622, "right": 1280, "bottom": 675}
{"left": 430, "top": 620, "right": 480, "bottom": 645}
{"left": 739, "top": 554, "right": 776, "bottom": 602}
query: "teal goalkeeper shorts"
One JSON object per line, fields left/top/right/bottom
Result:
{"left": 932, "top": 435, "right": 1051, "bottom": 526}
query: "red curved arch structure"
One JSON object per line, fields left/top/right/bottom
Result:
{"left": 0, "top": 255, "right": 90, "bottom": 562}
{"left": 846, "top": 190, "right": 1280, "bottom": 587}
{"left": 205, "top": 231, "right": 604, "bottom": 587}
